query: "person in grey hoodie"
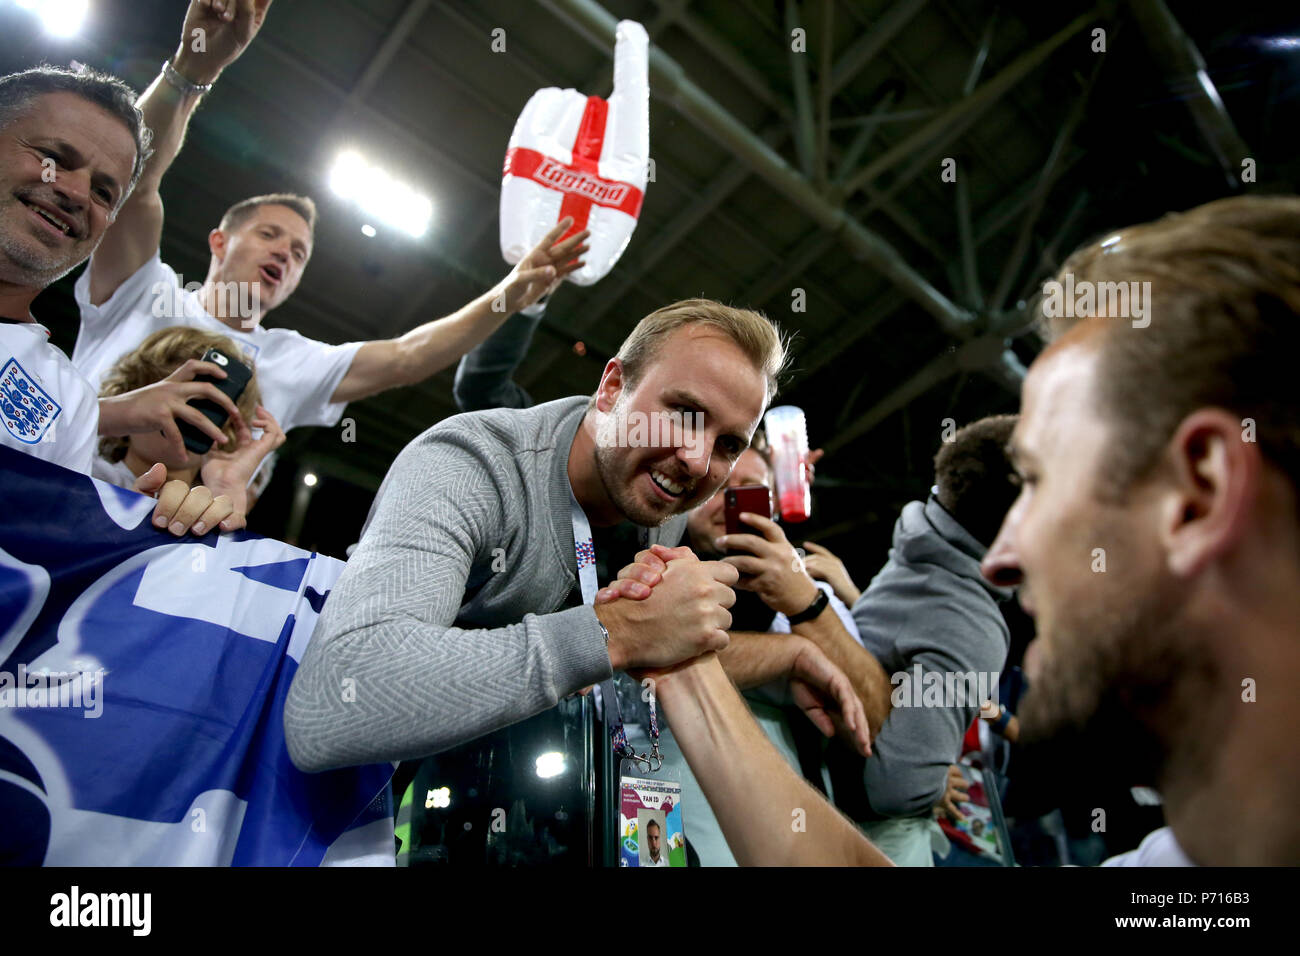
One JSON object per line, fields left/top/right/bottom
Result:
{"left": 843, "top": 414, "right": 1020, "bottom": 865}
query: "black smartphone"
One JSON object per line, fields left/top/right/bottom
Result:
{"left": 178, "top": 348, "right": 252, "bottom": 455}
{"left": 723, "top": 484, "right": 772, "bottom": 557}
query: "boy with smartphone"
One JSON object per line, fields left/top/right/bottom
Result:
{"left": 95, "top": 326, "right": 284, "bottom": 533}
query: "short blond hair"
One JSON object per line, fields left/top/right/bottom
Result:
{"left": 612, "top": 298, "right": 788, "bottom": 405}
{"left": 98, "top": 327, "right": 261, "bottom": 462}
{"left": 1042, "top": 195, "right": 1300, "bottom": 498}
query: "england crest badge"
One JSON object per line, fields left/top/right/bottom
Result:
{"left": 1, "top": 358, "right": 61, "bottom": 444}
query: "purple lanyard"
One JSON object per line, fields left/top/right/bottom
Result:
{"left": 569, "top": 491, "right": 662, "bottom": 772}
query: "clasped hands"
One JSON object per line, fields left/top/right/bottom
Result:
{"left": 592, "top": 544, "right": 870, "bottom": 756}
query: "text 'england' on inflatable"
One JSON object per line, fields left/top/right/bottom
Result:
{"left": 500, "top": 19, "right": 649, "bottom": 286}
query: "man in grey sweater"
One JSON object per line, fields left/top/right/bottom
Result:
{"left": 284, "top": 300, "right": 784, "bottom": 771}
{"left": 838, "top": 415, "right": 1019, "bottom": 865}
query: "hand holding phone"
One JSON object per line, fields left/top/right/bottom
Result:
{"left": 723, "top": 485, "right": 772, "bottom": 556}
{"left": 178, "top": 348, "right": 252, "bottom": 455}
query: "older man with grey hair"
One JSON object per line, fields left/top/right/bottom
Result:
{"left": 0, "top": 64, "right": 251, "bottom": 535}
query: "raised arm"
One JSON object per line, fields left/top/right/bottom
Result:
{"left": 692, "top": 511, "right": 895, "bottom": 736}
{"left": 329, "top": 219, "right": 588, "bottom": 404}
{"left": 452, "top": 308, "right": 546, "bottom": 412}
{"left": 802, "top": 540, "right": 863, "bottom": 606}
{"left": 87, "top": 0, "right": 274, "bottom": 305}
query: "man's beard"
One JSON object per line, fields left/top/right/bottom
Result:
{"left": 591, "top": 393, "right": 708, "bottom": 527}
{"left": 0, "top": 228, "right": 84, "bottom": 290}
{"left": 592, "top": 439, "right": 674, "bottom": 528}
{"left": 1018, "top": 569, "right": 1215, "bottom": 786}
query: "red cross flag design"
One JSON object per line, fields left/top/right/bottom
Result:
{"left": 499, "top": 20, "right": 650, "bottom": 286}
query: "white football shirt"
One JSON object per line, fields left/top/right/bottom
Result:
{"left": 1103, "top": 826, "right": 1197, "bottom": 867}
{"left": 73, "top": 253, "right": 362, "bottom": 436}
{"left": 0, "top": 319, "right": 98, "bottom": 475}
{"left": 91, "top": 454, "right": 138, "bottom": 489}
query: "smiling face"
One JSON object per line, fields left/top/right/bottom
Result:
{"left": 0, "top": 91, "right": 137, "bottom": 293}
{"left": 209, "top": 203, "right": 312, "bottom": 317}
{"left": 591, "top": 325, "right": 768, "bottom": 527}
{"left": 981, "top": 330, "right": 1187, "bottom": 748}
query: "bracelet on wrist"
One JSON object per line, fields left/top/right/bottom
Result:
{"left": 786, "top": 587, "right": 829, "bottom": 626}
{"left": 162, "top": 59, "right": 214, "bottom": 98}
{"left": 991, "top": 706, "right": 1012, "bottom": 733}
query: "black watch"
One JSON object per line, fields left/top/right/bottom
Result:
{"left": 786, "top": 587, "right": 830, "bottom": 625}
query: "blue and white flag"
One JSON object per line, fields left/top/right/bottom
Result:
{"left": 0, "top": 445, "right": 395, "bottom": 866}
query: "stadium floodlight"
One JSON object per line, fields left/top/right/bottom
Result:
{"left": 328, "top": 150, "right": 432, "bottom": 239}
{"left": 15, "top": 0, "right": 89, "bottom": 38}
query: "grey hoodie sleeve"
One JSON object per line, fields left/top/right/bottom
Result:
{"left": 283, "top": 428, "right": 612, "bottom": 773}
{"left": 857, "top": 605, "right": 1009, "bottom": 818}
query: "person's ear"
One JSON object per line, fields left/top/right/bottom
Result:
{"left": 208, "top": 228, "right": 228, "bottom": 262}
{"left": 595, "top": 359, "right": 625, "bottom": 413}
{"left": 1159, "top": 408, "right": 1260, "bottom": 578}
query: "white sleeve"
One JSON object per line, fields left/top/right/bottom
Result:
{"left": 265, "top": 330, "right": 362, "bottom": 430}
{"left": 827, "top": 589, "right": 864, "bottom": 645}
{"left": 57, "top": 377, "right": 99, "bottom": 477}
{"left": 73, "top": 252, "right": 175, "bottom": 332}
{"left": 67, "top": 423, "right": 97, "bottom": 477}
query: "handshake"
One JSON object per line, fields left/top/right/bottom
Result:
{"left": 590, "top": 544, "right": 872, "bottom": 757}
{"left": 592, "top": 544, "right": 735, "bottom": 672}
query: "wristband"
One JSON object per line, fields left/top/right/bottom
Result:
{"left": 161, "top": 59, "right": 214, "bottom": 97}
{"left": 786, "top": 587, "right": 829, "bottom": 626}
{"left": 991, "top": 706, "right": 1012, "bottom": 734}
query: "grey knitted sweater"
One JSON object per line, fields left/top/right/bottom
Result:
{"left": 284, "top": 396, "right": 687, "bottom": 772}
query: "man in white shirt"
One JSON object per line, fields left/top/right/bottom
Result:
{"left": 611, "top": 197, "right": 1300, "bottom": 868}
{"left": 0, "top": 65, "right": 261, "bottom": 535}
{"left": 76, "top": 0, "right": 587, "bottom": 494}
{"left": 0, "top": 65, "right": 146, "bottom": 474}
{"left": 980, "top": 195, "right": 1300, "bottom": 866}
{"left": 0, "top": 63, "right": 236, "bottom": 460}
